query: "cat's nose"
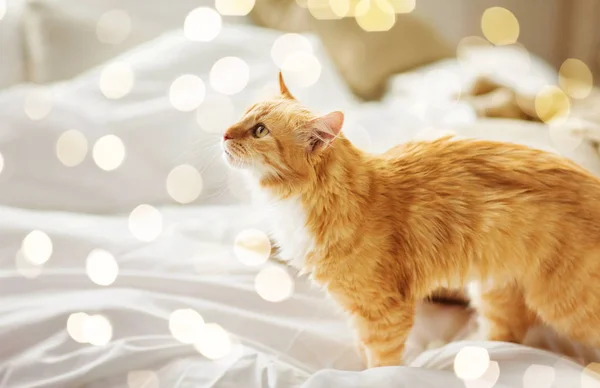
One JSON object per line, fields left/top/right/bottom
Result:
{"left": 223, "top": 133, "right": 233, "bottom": 141}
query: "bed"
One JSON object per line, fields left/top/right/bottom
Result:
{"left": 1, "top": 2, "right": 600, "bottom": 387}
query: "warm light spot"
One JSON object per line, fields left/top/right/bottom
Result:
{"left": 329, "top": 0, "right": 350, "bottom": 17}
{"left": 583, "top": 363, "right": 600, "bottom": 388}
{"left": 215, "top": 0, "right": 255, "bottom": 16}
{"left": 67, "top": 312, "right": 90, "bottom": 343}
{"left": 166, "top": 164, "right": 203, "bottom": 204}
{"left": 271, "top": 33, "right": 313, "bottom": 69}
{"left": 184, "top": 7, "right": 222, "bottom": 42}
{"left": 481, "top": 7, "right": 519, "bottom": 46}
{"left": 281, "top": 52, "right": 322, "bottom": 89}
{"left": 196, "top": 94, "right": 235, "bottom": 134}
{"left": 355, "top": 0, "right": 396, "bottom": 32}
{"left": 56, "top": 130, "right": 88, "bottom": 167}
{"left": 92, "top": 134, "right": 126, "bottom": 171}
{"left": 127, "top": 370, "right": 160, "bottom": 388}
{"left": 82, "top": 314, "right": 113, "bottom": 346}
{"left": 128, "top": 204, "right": 163, "bottom": 242}
{"left": 99, "top": 61, "right": 135, "bottom": 99}
{"left": 234, "top": 229, "right": 271, "bottom": 266}
{"left": 453, "top": 346, "right": 490, "bottom": 380}
{"left": 522, "top": 364, "right": 555, "bottom": 388}
{"left": 96, "top": 9, "right": 132, "bottom": 45}
{"left": 194, "top": 323, "right": 232, "bottom": 360}
{"left": 24, "top": 88, "right": 53, "bottom": 120}
{"left": 390, "top": 0, "right": 415, "bottom": 13}
{"left": 22, "top": 230, "right": 52, "bottom": 265}
{"left": 15, "top": 250, "right": 43, "bottom": 279}
{"left": 535, "top": 85, "right": 571, "bottom": 124}
{"left": 169, "top": 308, "right": 205, "bottom": 344}
{"left": 209, "top": 57, "right": 250, "bottom": 95}
{"left": 169, "top": 75, "right": 206, "bottom": 112}
{"left": 559, "top": 58, "right": 593, "bottom": 99}
{"left": 86, "top": 249, "right": 119, "bottom": 286}
{"left": 0, "top": 0, "right": 6, "bottom": 20}
{"left": 464, "top": 361, "right": 500, "bottom": 388}
{"left": 254, "top": 266, "right": 294, "bottom": 302}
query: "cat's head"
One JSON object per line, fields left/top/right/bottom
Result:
{"left": 222, "top": 73, "right": 344, "bottom": 181}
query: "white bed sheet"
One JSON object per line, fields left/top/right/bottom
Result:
{"left": 0, "top": 205, "right": 595, "bottom": 388}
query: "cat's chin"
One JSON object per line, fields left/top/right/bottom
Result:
{"left": 222, "top": 150, "right": 248, "bottom": 170}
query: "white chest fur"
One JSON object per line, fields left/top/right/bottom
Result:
{"left": 257, "top": 192, "right": 316, "bottom": 269}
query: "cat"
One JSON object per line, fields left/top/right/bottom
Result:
{"left": 222, "top": 73, "right": 600, "bottom": 368}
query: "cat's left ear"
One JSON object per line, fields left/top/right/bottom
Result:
{"left": 306, "top": 111, "right": 344, "bottom": 153}
{"left": 279, "top": 72, "right": 295, "bottom": 99}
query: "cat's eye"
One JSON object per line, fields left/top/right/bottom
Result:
{"left": 252, "top": 124, "right": 269, "bottom": 138}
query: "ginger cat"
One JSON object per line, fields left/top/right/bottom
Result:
{"left": 222, "top": 73, "right": 600, "bottom": 368}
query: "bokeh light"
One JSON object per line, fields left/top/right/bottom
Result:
{"left": 82, "top": 314, "right": 113, "bottom": 346}
{"left": 215, "top": 0, "right": 255, "bottom": 16}
{"left": 127, "top": 370, "right": 160, "bottom": 388}
{"left": 169, "top": 308, "right": 205, "bottom": 344}
{"left": 271, "top": 33, "right": 313, "bottom": 68}
{"left": 96, "top": 9, "right": 132, "bottom": 45}
{"left": 169, "top": 74, "right": 206, "bottom": 112}
{"left": 233, "top": 229, "right": 271, "bottom": 266}
{"left": 522, "top": 364, "right": 555, "bottom": 388}
{"left": 24, "top": 88, "right": 53, "bottom": 120}
{"left": 67, "top": 312, "right": 90, "bottom": 343}
{"left": 15, "top": 249, "right": 43, "bottom": 279}
{"left": 99, "top": 61, "right": 135, "bottom": 99}
{"left": 196, "top": 94, "right": 235, "bottom": 134}
{"left": 56, "top": 130, "right": 88, "bottom": 167}
{"left": 481, "top": 7, "right": 520, "bottom": 46}
{"left": 184, "top": 7, "right": 222, "bottom": 42}
{"left": 210, "top": 57, "right": 250, "bottom": 95}
{"left": 559, "top": 58, "right": 593, "bottom": 99}
{"left": 328, "top": 0, "right": 351, "bottom": 18}
{"left": 22, "top": 230, "right": 52, "bottom": 265}
{"left": 307, "top": 0, "right": 342, "bottom": 20}
{"left": 86, "top": 249, "right": 119, "bottom": 286}
{"left": 281, "top": 52, "right": 322, "bottom": 88}
{"left": 92, "top": 134, "right": 126, "bottom": 171}
{"left": 453, "top": 346, "right": 490, "bottom": 380}
{"left": 464, "top": 361, "right": 500, "bottom": 388}
{"left": 390, "top": 0, "right": 415, "bottom": 13}
{"left": 166, "top": 164, "right": 204, "bottom": 204}
{"left": 194, "top": 323, "right": 232, "bottom": 360}
{"left": 355, "top": 0, "right": 396, "bottom": 32}
{"left": 254, "top": 266, "right": 294, "bottom": 302}
{"left": 128, "top": 204, "right": 163, "bottom": 242}
{"left": 535, "top": 85, "right": 571, "bottom": 124}
{"left": 582, "top": 363, "right": 600, "bottom": 388}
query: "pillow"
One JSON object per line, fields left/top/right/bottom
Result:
{"left": 0, "top": 0, "right": 27, "bottom": 89}
{"left": 0, "top": 23, "right": 356, "bottom": 213}
{"left": 250, "top": 0, "right": 453, "bottom": 100}
{"left": 22, "top": 0, "right": 252, "bottom": 83}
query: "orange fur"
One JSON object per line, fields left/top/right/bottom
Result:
{"left": 222, "top": 73, "right": 600, "bottom": 368}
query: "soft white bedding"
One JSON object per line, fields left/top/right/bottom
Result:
{"left": 2, "top": 22, "right": 600, "bottom": 388}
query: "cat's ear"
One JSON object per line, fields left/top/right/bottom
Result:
{"left": 306, "top": 111, "right": 344, "bottom": 153}
{"left": 279, "top": 72, "right": 294, "bottom": 99}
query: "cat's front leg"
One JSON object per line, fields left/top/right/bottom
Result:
{"left": 352, "top": 298, "right": 416, "bottom": 368}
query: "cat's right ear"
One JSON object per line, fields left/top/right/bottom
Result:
{"left": 306, "top": 111, "right": 344, "bottom": 153}
{"left": 279, "top": 72, "right": 295, "bottom": 99}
